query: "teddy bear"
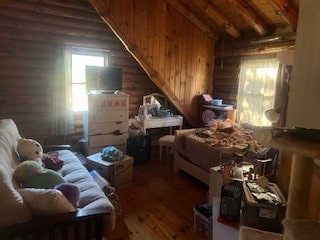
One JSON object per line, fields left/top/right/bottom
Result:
{"left": 17, "top": 138, "right": 43, "bottom": 164}
{"left": 17, "top": 138, "right": 63, "bottom": 170}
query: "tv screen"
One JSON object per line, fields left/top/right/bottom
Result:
{"left": 86, "top": 66, "right": 122, "bottom": 92}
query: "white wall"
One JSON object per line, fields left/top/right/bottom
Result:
{"left": 286, "top": 0, "right": 320, "bottom": 129}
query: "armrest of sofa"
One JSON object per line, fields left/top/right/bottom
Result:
{"left": 0, "top": 208, "right": 109, "bottom": 240}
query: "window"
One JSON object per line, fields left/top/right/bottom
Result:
{"left": 71, "top": 49, "right": 109, "bottom": 111}
{"left": 237, "top": 56, "right": 279, "bottom": 126}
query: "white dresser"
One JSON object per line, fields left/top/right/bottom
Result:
{"left": 83, "top": 91, "right": 129, "bottom": 155}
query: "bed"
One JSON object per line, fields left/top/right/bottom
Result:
{"left": 173, "top": 121, "right": 265, "bottom": 185}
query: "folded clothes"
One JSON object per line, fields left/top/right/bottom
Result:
{"left": 101, "top": 146, "right": 124, "bottom": 162}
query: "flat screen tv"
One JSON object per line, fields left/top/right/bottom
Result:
{"left": 86, "top": 66, "right": 122, "bottom": 92}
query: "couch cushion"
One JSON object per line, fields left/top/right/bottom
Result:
{"left": 56, "top": 150, "right": 116, "bottom": 230}
{"left": 18, "top": 188, "right": 75, "bottom": 216}
{"left": 0, "top": 165, "right": 32, "bottom": 227}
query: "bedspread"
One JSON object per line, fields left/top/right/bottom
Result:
{"left": 174, "top": 128, "right": 266, "bottom": 171}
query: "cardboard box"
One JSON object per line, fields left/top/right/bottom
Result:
{"left": 86, "top": 153, "right": 133, "bottom": 187}
{"left": 114, "top": 155, "right": 134, "bottom": 187}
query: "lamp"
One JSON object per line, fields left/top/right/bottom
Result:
{"left": 265, "top": 107, "right": 282, "bottom": 123}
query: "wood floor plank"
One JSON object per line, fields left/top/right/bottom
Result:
{"left": 105, "top": 147, "right": 208, "bottom": 239}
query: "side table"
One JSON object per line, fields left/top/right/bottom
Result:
{"left": 86, "top": 152, "right": 134, "bottom": 187}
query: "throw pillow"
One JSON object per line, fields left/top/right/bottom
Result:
{"left": 18, "top": 188, "right": 76, "bottom": 216}
{"left": 0, "top": 165, "right": 32, "bottom": 227}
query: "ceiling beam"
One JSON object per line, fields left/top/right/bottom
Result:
{"left": 163, "top": 0, "right": 218, "bottom": 40}
{"left": 227, "top": 0, "right": 268, "bottom": 36}
{"left": 269, "top": 0, "right": 299, "bottom": 30}
{"left": 191, "top": 0, "right": 241, "bottom": 38}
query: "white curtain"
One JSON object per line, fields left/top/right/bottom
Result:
{"left": 237, "top": 56, "right": 279, "bottom": 126}
{"left": 51, "top": 45, "right": 75, "bottom": 135}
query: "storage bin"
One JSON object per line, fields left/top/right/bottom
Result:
{"left": 242, "top": 180, "right": 287, "bottom": 233}
{"left": 127, "top": 135, "right": 151, "bottom": 165}
{"left": 193, "top": 204, "right": 213, "bottom": 240}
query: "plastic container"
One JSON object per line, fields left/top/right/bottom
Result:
{"left": 242, "top": 180, "right": 287, "bottom": 233}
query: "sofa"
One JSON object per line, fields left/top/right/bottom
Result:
{"left": 0, "top": 119, "right": 115, "bottom": 239}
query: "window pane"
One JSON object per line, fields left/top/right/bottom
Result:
{"left": 72, "top": 54, "right": 104, "bottom": 84}
{"left": 71, "top": 53, "right": 106, "bottom": 111}
{"left": 72, "top": 84, "right": 87, "bottom": 112}
{"left": 237, "top": 57, "right": 279, "bottom": 126}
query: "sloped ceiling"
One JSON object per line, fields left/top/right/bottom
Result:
{"left": 89, "top": 0, "right": 298, "bottom": 126}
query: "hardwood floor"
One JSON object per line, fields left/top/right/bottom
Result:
{"left": 105, "top": 146, "right": 208, "bottom": 240}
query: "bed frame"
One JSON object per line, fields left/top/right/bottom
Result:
{"left": 173, "top": 150, "right": 210, "bottom": 185}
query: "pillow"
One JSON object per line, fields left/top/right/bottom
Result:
{"left": 0, "top": 165, "right": 32, "bottom": 227}
{"left": 18, "top": 188, "right": 76, "bottom": 216}
{"left": 282, "top": 218, "right": 320, "bottom": 240}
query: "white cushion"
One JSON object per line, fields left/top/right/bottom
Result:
{"left": 18, "top": 188, "right": 76, "bottom": 216}
{"left": 0, "top": 165, "right": 32, "bottom": 227}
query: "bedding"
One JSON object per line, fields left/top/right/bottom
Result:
{"left": 173, "top": 119, "right": 266, "bottom": 185}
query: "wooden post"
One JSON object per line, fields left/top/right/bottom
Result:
{"left": 286, "top": 154, "right": 313, "bottom": 219}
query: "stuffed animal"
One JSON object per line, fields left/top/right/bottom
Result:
{"left": 17, "top": 138, "right": 43, "bottom": 164}
{"left": 13, "top": 161, "right": 80, "bottom": 208}
{"left": 13, "top": 161, "right": 66, "bottom": 189}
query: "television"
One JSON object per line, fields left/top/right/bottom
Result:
{"left": 86, "top": 66, "right": 122, "bottom": 92}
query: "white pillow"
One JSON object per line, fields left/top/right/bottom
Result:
{"left": 18, "top": 188, "right": 76, "bottom": 216}
{"left": 0, "top": 165, "right": 32, "bottom": 227}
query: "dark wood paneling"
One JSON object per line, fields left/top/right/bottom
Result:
{"left": 0, "top": 0, "right": 159, "bottom": 144}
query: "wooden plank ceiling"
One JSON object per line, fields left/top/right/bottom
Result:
{"left": 89, "top": 0, "right": 299, "bottom": 126}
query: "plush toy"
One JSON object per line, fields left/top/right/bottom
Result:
{"left": 13, "top": 161, "right": 80, "bottom": 208}
{"left": 55, "top": 183, "right": 80, "bottom": 208}
{"left": 42, "top": 152, "right": 63, "bottom": 171}
{"left": 13, "top": 161, "right": 66, "bottom": 189}
{"left": 17, "top": 138, "right": 43, "bottom": 164}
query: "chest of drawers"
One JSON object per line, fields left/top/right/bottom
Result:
{"left": 84, "top": 92, "right": 129, "bottom": 155}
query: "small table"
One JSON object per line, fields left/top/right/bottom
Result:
{"left": 86, "top": 152, "right": 134, "bottom": 187}
{"left": 140, "top": 115, "right": 183, "bottom": 134}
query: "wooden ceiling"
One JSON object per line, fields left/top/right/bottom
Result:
{"left": 164, "top": 0, "right": 299, "bottom": 40}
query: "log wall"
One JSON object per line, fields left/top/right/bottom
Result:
{"left": 90, "top": 0, "right": 216, "bottom": 126}
{"left": 0, "top": 0, "right": 159, "bottom": 144}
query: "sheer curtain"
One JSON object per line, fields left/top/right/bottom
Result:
{"left": 51, "top": 45, "right": 75, "bottom": 135}
{"left": 237, "top": 56, "right": 279, "bottom": 126}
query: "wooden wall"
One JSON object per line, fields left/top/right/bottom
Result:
{"left": 0, "top": 0, "right": 159, "bottom": 144}
{"left": 90, "top": 0, "right": 216, "bottom": 126}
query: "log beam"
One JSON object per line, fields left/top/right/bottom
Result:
{"left": 191, "top": 0, "right": 241, "bottom": 38}
{"left": 227, "top": 0, "right": 268, "bottom": 36}
{"left": 269, "top": 0, "right": 299, "bottom": 30}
